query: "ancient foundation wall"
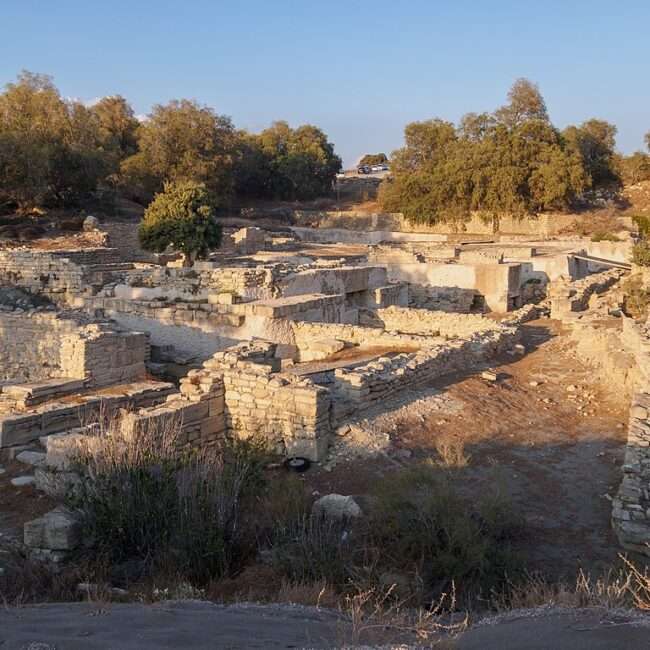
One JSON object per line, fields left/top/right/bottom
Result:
{"left": 0, "top": 308, "right": 147, "bottom": 387}
{"left": 292, "top": 210, "right": 578, "bottom": 237}
{"left": 0, "top": 311, "right": 72, "bottom": 382}
{"left": 612, "top": 391, "right": 650, "bottom": 555}
{"left": 549, "top": 269, "right": 625, "bottom": 317}
{"left": 382, "top": 261, "right": 517, "bottom": 312}
{"left": 330, "top": 327, "right": 516, "bottom": 423}
{"left": 372, "top": 306, "right": 508, "bottom": 338}
{"left": 407, "top": 285, "right": 477, "bottom": 312}
{"left": 0, "top": 248, "right": 124, "bottom": 305}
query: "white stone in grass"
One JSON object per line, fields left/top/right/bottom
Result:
{"left": 11, "top": 476, "right": 36, "bottom": 487}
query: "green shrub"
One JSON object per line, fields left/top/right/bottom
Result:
{"left": 265, "top": 464, "right": 525, "bottom": 605}
{"left": 632, "top": 214, "right": 650, "bottom": 240}
{"left": 67, "top": 418, "right": 266, "bottom": 581}
{"left": 138, "top": 180, "right": 222, "bottom": 265}
{"left": 269, "top": 513, "right": 355, "bottom": 587}
{"left": 365, "top": 467, "right": 524, "bottom": 603}
{"left": 590, "top": 231, "right": 620, "bottom": 242}
{"left": 633, "top": 241, "right": 650, "bottom": 267}
{"left": 622, "top": 276, "right": 650, "bottom": 319}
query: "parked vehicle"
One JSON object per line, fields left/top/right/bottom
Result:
{"left": 357, "top": 165, "right": 371, "bottom": 174}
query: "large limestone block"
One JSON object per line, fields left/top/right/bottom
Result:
{"left": 285, "top": 435, "right": 329, "bottom": 462}
{"left": 44, "top": 431, "right": 92, "bottom": 471}
{"left": 24, "top": 507, "right": 81, "bottom": 551}
{"left": 312, "top": 494, "right": 362, "bottom": 520}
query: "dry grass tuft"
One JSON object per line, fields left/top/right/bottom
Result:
{"left": 495, "top": 559, "right": 650, "bottom": 612}
{"left": 620, "top": 554, "right": 650, "bottom": 611}
{"left": 433, "top": 436, "right": 470, "bottom": 468}
{"left": 340, "top": 582, "right": 467, "bottom": 647}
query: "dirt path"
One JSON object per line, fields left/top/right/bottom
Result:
{"left": 0, "top": 601, "right": 648, "bottom": 649}
{"left": 307, "top": 319, "right": 636, "bottom": 578}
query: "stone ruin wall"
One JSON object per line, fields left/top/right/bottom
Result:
{"left": 118, "top": 308, "right": 531, "bottom": 462}
{"left": 0, "top": 308, "right": 147, "bottom": 388}
{"left": 408, "top": 284, "right": 477, "bottom": 313}
{"left": 548, "top": 268, "right": 650, "bottom": 555}
{"left": 372, "top": 306, "right": 508, "bottom": 339}
{"left": 548, "top": 268, "right": 625, "bottom": 317}
{"left": 0, "top": 248, "right": 125, "bottom": 306}
{"left": 123, "top": 342, "right": 330, "bottom": 460}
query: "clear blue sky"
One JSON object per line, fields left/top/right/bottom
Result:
{"left": 2, "top": 1, "right": 648, "bottom": 167}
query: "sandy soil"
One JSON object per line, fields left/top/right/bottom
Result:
{"left": 305, "top": 319, "right": 639, "bottom": 579}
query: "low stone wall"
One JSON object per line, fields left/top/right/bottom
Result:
{"left": 291, "top": 320, "right": 438, "bottom": 356}
{"left": 292, "top": 210, "right": 578, "bottom": 237}
{"left": 0, "top": 248, "right": 126, "bottom": 305}
{"left": 0, "top": 308, "right": 147, "bottom": 387}
{"left": 122, "top": 374, "right": 226, "bottom": 450}
{"left": 0, "top": 381, "right": 174, "bottom": 448}
{"left": 100, "top": 221, "right": 155, "bottom": 263}
{"left": 128, "top": 341, "right": 330, "bottom": 460}
{"left": 372, "top": 306, "right": 505, "bottom": 339}
{"left": 549, "top": 269, "right": 625, "bottom": 317}
{"left": 112, "top": 265, "right": 277, "bottom": 303}
{"left": 612, "top": 394, "right": 650, "bottom": 554}
{"left": 119, "top": 307, "right": 523, "bottom": 462}
{"left": 408, "top": 285, "right": 478, "bottom": 312}
{"left": 331, "top": 328, "right": 515, "bottom": 423}
{"left": 562, "top": 310, "right": 650, "bottom": 556}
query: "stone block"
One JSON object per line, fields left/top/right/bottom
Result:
{"left": 24, "top": 507, "right": 81, "bottom": 551}
{"left": 285, "top": 435, "right": 329, "bottom": 462}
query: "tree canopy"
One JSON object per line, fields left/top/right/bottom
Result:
{"left": 0, "top": 71, "right": 342, "bottom": 212}
{"left": 120, "top": 99, "right": 238, "bottom": 200}
{"left": 0, "top": 71, "right": 108, "bottom": 209}
{"left": 359, "top": 153, "right": 388, "bottom": 166}
{"left": 138, "top": 180, "right": 221, "bottom": 264}
{"left": 234, "top": 121, "right": 341, "bottom": 200}
{"left": 379, "top": 79, "right": 620, "bottom": 225}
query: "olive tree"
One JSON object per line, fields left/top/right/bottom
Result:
{"left": 138, "top": 181, "right": 222, "bottom": 266}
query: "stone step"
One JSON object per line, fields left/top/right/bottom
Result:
{"left": 2, "top": 378, "right": 86, "bottom": 404}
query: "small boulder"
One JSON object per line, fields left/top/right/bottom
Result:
{"left": 630, "top": 405, "right": 648, "bottom": 420}
{"left": 11, "top": 476, "right": 36, "bottom": 487}
{"left": 82, "top": 215, "right": 100, "bottom": 231}
{"left": 24, "top": 507, "right": 81, "bottom": 551}
{"left": 16, "top": 450, "right": 46, "bottom": 467}
{"left": 312, "top": 494, "right": 362, "bottom": 520}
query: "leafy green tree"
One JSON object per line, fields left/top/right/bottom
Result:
{"left": 236, "top": 121, "right": 341, "bottom": 200}
{"left": 121, "top": 99, "right": 237, "bottom": 201}
{"left": 379, "top": 81, "right": 589, "bottom": 225}
{"left": 0, "top": 71, "right": 107, "bottom": 210}
{"left": 618, "top": 152, "right": 650, "bottom": 185}
{"left": 646, "top": 131, "right": 650, "bottom": 152}
{"left": 138, "top": 180, "right": 222, "bottom": 265}
{"left": 494, "top": 78, "right": 548, "bottom": 128}
{"left": 563, "top": 119, "right": 620, "bottom": 190}
{"left": 359, "top": 153, "right": 388, "bottom": 166}
{"left": 91, "top": 95, "right": 139, "bottom": 164}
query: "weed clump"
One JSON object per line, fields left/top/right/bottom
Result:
{"left": 67, "top": 417, "right": 267, "bottom": 582}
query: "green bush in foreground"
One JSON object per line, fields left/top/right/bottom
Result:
{"left": 67, "top": 420, "right": 267, "bottom": 581}
{"left": 263, "top": 464, "right": 524, "bottom": 605}
{"left": 67, "top": 418, "right": 525, "bottom": 606}
{"left": 138, "top": 180, "right": 222, "bottom": 265}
